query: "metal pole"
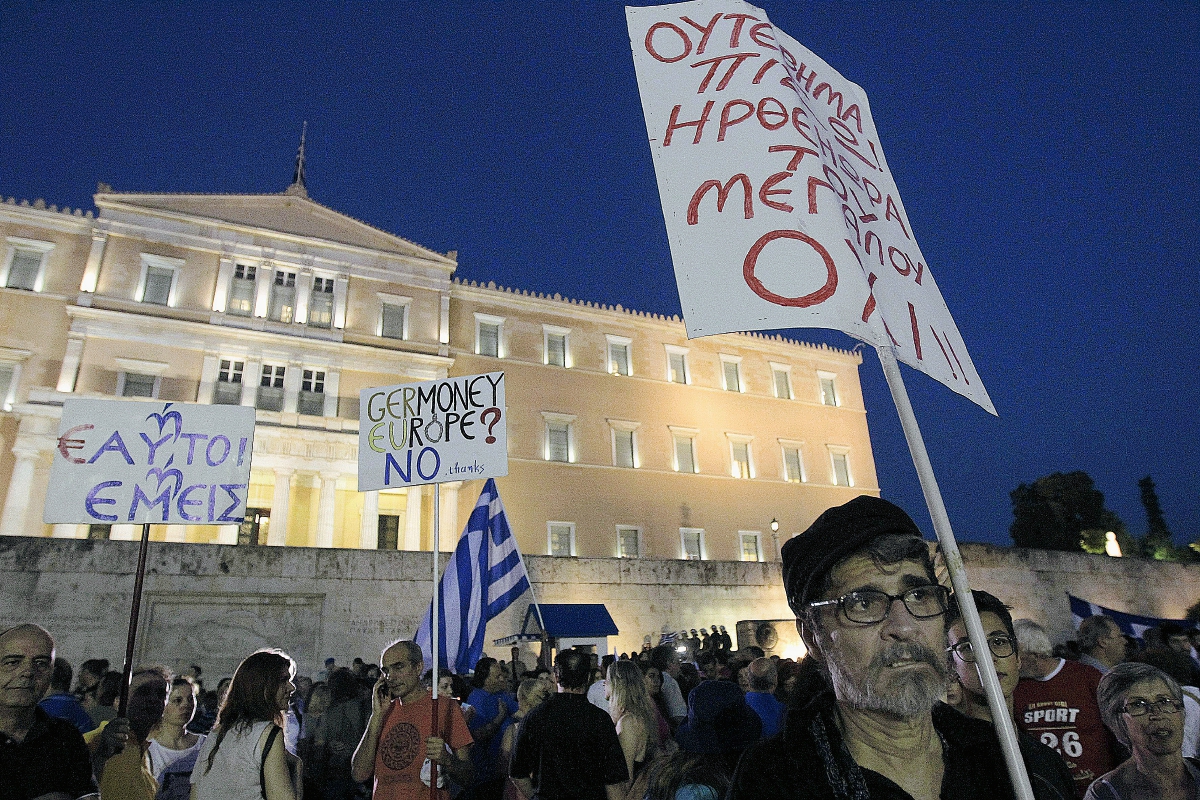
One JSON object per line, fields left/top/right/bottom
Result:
{"left": 118, "top": 522, "right": 152, "bottom": 717}
{"left": 430, "top": 482, "right": 440, "bottom": 798}
{"left": 875, "top": 344, "right": 1034, "bottom": 800}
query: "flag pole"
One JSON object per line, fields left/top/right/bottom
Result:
{"left": 876, "top": 345, "right": 1034, "bottom": 800}
{"left": 431, "top": 481, "right": 440, "bottom": 798}
{"left": 117, "top": 521, "right": 152, "bottom": 717}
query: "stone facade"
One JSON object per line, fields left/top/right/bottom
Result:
{"left": 2, "top": 535, "right": 1196, "bottom": 681}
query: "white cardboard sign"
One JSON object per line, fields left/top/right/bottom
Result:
{"left": 627, "top": 0, "right": 995, "bottom": 414}
{"left": 358, "top": 372, "right": 508, "bottom": 491}
{"left": 45, "top": 399, "right": 255, "bottom": 525}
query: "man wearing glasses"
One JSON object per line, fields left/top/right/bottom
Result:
{"left": 729, "top": 496, "right": 1074, "bottom": 800}
{"left": 1014, "top": 619, "right": 1117, "bottom": 799}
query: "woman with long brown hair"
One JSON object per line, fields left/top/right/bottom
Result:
{"left": 608, "top": 659, "right": 660, "bottom": 798}
{"left": 190, "top": 649, "right": 302, "bottom": 800}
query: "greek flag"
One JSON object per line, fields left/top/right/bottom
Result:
{"left": 1068, "top": 593, "right": 1196, "bottom": 641}
{"left": 415, "top": 479, "right": 531, "bottom": 674}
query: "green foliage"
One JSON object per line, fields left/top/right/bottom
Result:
{"left": 1079, "top": 511, "right": 1137, "bottom": 556}
{"left": 1138, "top": 476, "right": 1175, "bottom": 557}
{"left": 1010, "top": 471, "right": 1114, "bottom": 552}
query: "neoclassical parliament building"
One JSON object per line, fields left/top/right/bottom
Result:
{"left": 0, "top": 168, "right": 878, "bottom": 563}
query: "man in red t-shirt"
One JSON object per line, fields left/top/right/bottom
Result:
{"left": 1013, "top": 620, "right": 1117, "bottom": 799}
{"left": 351, "top": 640, "right": 473, "bottom": 800}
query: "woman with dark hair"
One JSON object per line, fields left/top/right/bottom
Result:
{"left": 1085, "top": 661, "right": 1199, "bottom": 799}
{"left": 642, "top": 665, "right": 672, "bottom": 740}
{"left": 148, "top": 676, "right": 205, "bottom": 800}
{"left": 191, "top": 649, "right": 301, "bottom": 800}
{"left": 466, "top": 657, "right": 518, "bottom": 798}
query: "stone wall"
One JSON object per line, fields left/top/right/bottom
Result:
{"left": 2, "top": 536, "right": 1198, "bottom": 681}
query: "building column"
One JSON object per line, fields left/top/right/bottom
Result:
{"left": 165, "top": 525, "right": 188, "bottom": 543}
{"left": 52, "top": 524, "right": 81, "bottom": 539}
{"left": 241, "top": 360, "right": 261, "bottom": 406}
{"left": 56, "top": 334, "right": 85, "bottom": 393}
{"left": 267, "top": 468, "right": 293, "bottom": 546}
{"left": 315, "top": 471, "right": 339, "bottom": 548}
{"left": 322, "top": 371, "right": 340, "bottom": 418}
{"left": 197, "top": 354, "right": 219, "bottom": 404}
{"left": 333, "top": 275, "right": 349, "bottom": 329}
{"left": 0, "top": 445, "right": 41, "bottom": 537}
{"left": 282, "top": 363, "right": 302, "bottom": 413}
{"left": 79, "top": 229, "right": 107, "bottom": 293}
{"left": 359, "top": 490, "right": 379, "bottom": 550}
{"left": 294, "top": 270, "right": 313, "bottom": 325}
{"left": 403, "top": 485, "right": 423, "bottom": 550}
{"left": 439, "top": 481, "right": 461, "bottom": 550}
{"left": 109, "top": 525, "right": 137, "bottom": 541}
{"left": 253, "top": 265, "right": 271, "bottom": 318}
{"left": 212, "top": 256, "right": 235, "bottom": 312}
{"left": 216, "top": 525, "right": 238, "bottom": 545}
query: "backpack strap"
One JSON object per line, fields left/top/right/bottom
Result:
{"left": 260, "top": 724, "right": 282, "bottom": 800}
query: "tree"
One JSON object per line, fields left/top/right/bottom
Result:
{"left": 1138, "top": 476, "right": 1175, "bottom": 559}
{"left": 1010, "top": 471, "right": 1114, "bottom": 552}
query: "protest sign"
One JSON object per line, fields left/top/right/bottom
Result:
{"left": 358, "top": 372, "right": 508, "bottom": 491}
{"left": 626, "top": 0, "right": 995, "bottom": 414}
{"left": 45, "top": 399, "right": 255, "bottom": 525}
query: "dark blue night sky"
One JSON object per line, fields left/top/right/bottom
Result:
{"left": 2, "top": 1, "right": 1196, "bottom": 548}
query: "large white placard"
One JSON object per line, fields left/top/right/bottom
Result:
{"left": 627, "top": 0, "right": 995, "bottom": 414}
{"left": 358, "top": 372, "right": 508, "bottom": 491}
{"left": 45, "top": 399, "right": 255, "bottom": 525}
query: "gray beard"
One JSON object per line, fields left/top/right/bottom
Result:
{"left": 824, "top": 640, "right": 949, "bottom": 717}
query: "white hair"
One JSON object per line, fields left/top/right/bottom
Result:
{"left": 1014, "top": 619, "right": 1053, "bottom": 657}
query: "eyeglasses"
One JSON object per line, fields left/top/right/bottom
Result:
{"left": 807, "top": 584, "right": 950, "bottom": 625}
{"left": 1123, "top": 697, "right": 1184, "bottom": 716}
{"left": 946, "top": 634, "right": 1017, "bottom": 662}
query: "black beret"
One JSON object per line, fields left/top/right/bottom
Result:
{"left": 782, "top": 495, "right": 925, "bottom": 614}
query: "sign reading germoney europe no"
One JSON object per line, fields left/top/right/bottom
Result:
{"left": 626, "top": 0, "right": 995, "bottom": 415}
{"left": 45, "top": 399, "right": 256, "bottom": 525}
{"left": 358, "top": 372, "right": 508, "bottom": 491}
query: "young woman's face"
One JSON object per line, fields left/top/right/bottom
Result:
{"left": 274, "top": 673, "right": 297, "bottom": 711}
{"left": 644, "top": 667, "right": 662, "bottom": 694}
{"left": 162, "top": 685, "right": 197, "bottom": 725}
{"left": 438, "top": 675, "right": 455, "bottom": 697}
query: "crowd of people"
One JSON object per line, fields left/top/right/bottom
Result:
{"left": 4, "top": 495, "right": 1200, "bottom": 800}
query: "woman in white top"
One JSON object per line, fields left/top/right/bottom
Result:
{"left": 191, "top": 649, "right": 302, "bottom": 800}
{"left": 148, "top": 676, "right": 205, "bottom": 800}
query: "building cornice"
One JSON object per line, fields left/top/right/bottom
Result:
{"left": 0, "top": 197, "right": 96, "bottom": 235}
{"left": 451, "top": 278, "right": 862, "bottom": 363}
{"left": 65, "top": 304, "right": 452, "bottom": 378}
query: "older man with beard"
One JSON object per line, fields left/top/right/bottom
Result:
{"left": 729, "top": 496, "right": 1076, "bottom": 800}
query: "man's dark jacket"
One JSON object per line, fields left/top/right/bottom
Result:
{"left": 728, "top": 678, "right": 1075, "bottom": 800}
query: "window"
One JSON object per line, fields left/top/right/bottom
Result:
{"left": 227, "top": 264, "right": 257, "bottom": 316}
{"left": 617, "top": 526, "right": 642, "bottom": 558}
{"left": 475, "top": 314, "right": 504, "bottom": 357}
{"left": 380, "top": 302, "right": 407, "bottom": 340}
{"left": 377, "top": 515, "right": 400, "bottom": 550}
{"left": 819, "top": 371, "right": 839, "bottom": 406}
{"left": 299, "top": 369, "right": 326, "bottom": 415}
{"left": 542, "top": 412, "right": 575, "bottom": 463}
{"left": 548, "top": 522, "right": 576, "bottom": 557}
{"left": 308, "top": 277, "right": 335, "bottom": 328}
{"left": 680, "top": 528, "right": 705, "bottom": 560}
{"left": 544, "top": 325, "right": 570, "bottom": 367}
{"left": 214, "top": 359, "right": 244, "bottom": 405}
{"left": 608, "top": 419, "right": 640, "bottom": 469}
{"left": 0, "top": 364, "right": 15, "bottom": 411}
{"left": 771, "top": 363, "right": 793, "bottom": 399}
{"left": 781, "top": 442, "right": 806, "bottom": 483}
{"left": 670, "top": 427, "right": 699, "bottom": 473}
{"left": 2, "top": 238, "right": 52, "bottom": 292}
{"left": 136, "top": 254, "right": 182, "bottom": 306}
{"left": 257, "top": 365, "right": 286, "bottom": 411}
{"left": 720, "top": 355, "right": 743, "bottom": 392}
{"left": 607, "top": 335, "right": 632, "bottom": 376}
{"left": 831, "top": 450, "right": 852, "bottom": 486}
{"left": 740, "top": 531, "right": 763, "bottom": 562}
{"left": 119, "top": 373, "right": 158, "bottom": 398}
{"left": 728, "top": 435, "right": 754, "bottom": 479}
{"left": 269, "top": 270, "right": 297, "bottom": 323}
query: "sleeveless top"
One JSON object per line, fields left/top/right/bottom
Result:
{"left": 190, "top": 720, "right": 273, "bottom": 800}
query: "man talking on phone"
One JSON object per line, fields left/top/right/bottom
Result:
{"left": 352, "top": 639, "right": 474, "bottom": 800}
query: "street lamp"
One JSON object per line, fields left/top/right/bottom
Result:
{"left": 770, "top": 518, "right": 781, "bottom": 560}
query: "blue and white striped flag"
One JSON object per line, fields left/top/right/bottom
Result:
{"left": 1068, "top": 593, "right": 1196, "bottom": 641}
{"left": 415, "top": 479, "right": 531, "bottom": 674}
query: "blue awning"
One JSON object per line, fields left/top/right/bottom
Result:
{"left": 494, "top": 603, "right": 618, "bottom": 645}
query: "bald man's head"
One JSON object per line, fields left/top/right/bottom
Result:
{"left": 748, "top": 657, "right": 777, "bottom": 693}
{"left": 0, "top": 624, "right": 55, "bottom": 711}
